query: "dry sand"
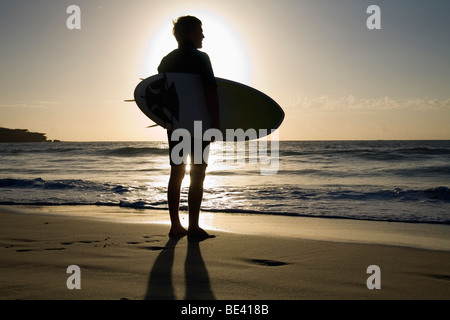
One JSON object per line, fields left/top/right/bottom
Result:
{"left": 0, "top": 205, "right": 449, "bottom": 300}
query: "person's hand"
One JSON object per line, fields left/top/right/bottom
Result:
{"left": 206, "top": 120, "right": 220, "bottom": 143}
{"left": 210, "top": 120, "right": 220, "bottom": 142}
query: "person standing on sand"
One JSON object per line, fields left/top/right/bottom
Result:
{"left": 158, "top": 16, "right": 219, "bottom": 240}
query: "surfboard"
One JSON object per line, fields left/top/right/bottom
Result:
{"left": 133, "top": 73, "right": 284, "bottom": 141}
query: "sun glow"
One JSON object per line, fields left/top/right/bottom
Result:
{"left": 142, "top": 10, "right": 252, "bottom": 85}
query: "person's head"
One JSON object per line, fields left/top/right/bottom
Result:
{"left": 172, "top": 15, "right": 204, "bottom": 48}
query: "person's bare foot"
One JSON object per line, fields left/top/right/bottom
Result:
{"left": 188, "top": 227, "right": 215, "bottom": 240}
{"left": 169, "top": 225, "right": 188, "bottom": 238}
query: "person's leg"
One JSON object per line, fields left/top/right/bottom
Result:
{"left": 188, "top": 164, "right": 206, "bottom": 230}
{"left": 168, "top": 164, "right": 188, "bottom": 237}
{"left": 187, "top": 138, "right": 215, "bottom": 239}
{"left": 167, "top": 130, "right": 189, "bottom": 237}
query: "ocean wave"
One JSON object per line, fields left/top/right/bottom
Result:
{"left": 2, "top": 178, "right": 449, "bottom": 203}
{"left": 1, "top": 198, "right": 449, "bottom": 225}
{"left": 1, "top": 140, "right": 449, "bottom": 226}
{"left": 101, "top": 146, "right": 168, "bottom": 157}
{"left": 278, "top": 141, "right": 450, "bottom": 160}
{"left": 0, "top": 145, "right": 86, "bottom": 155}
{"left": 0, "top": 142, "right": 169, "bottom": 158}
{"left": 397, "top": 165, "right": 450, "bottom": 175}
{"left": 400, "top": 146, "right": 450, "bottom": 155}
{"left": 0, "top": 178, "right": 134, "bottom": 194}
{"left": 424, "top": 186, "right": 450, "bottom": 200}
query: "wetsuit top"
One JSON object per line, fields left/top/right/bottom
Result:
{"left": 158, "top": 41, "right": 217, "bottom": 88}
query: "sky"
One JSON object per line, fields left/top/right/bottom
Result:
{"left": 1, "top": 0, "right": 449, "bottom": 141}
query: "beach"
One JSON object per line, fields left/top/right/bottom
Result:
{"left": 1, "top": 205, "right": 449, "bottom": 300}
{"left": 2, "top": 0, "right": 450, "bottom": 311}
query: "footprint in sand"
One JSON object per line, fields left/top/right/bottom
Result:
{"left": 127, "top": 243, "right": 165, "bottom": 251}
{"left": 61, "top": 237, "right": 113, "bottom": 247}
{"left": 60, "top": 240, "right": 102, "bottom": 245}
{"left": 141, "top": 246, "right": 165, "bottom": 251}
{"left": 248, "top": 259, "right": 288, "bottom": 267}
{"left": 126, "top": 235, "right": 164, "bottom": 250}
{"left": 15, "top": 247, "right": 66, "bottom": 252}
{"left": 6, "top": 239, "right": 65, "bottom": 253}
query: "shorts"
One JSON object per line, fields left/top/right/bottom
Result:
{"left": 167, "top": 130, "right": 210, "bottom": 166}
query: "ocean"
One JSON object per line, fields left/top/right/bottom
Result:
{"left": 1, "top": 140, "right": 449, "bottom": 224}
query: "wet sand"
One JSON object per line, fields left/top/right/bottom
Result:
{"left": 1, "top": 205, "right": 449, "bottom": 300}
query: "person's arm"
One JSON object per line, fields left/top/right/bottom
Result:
{"left": 198, "top": 52, "right": 220, "bottom": 131}
{"left": 206, "top": 85, "right": 220, "bottom": 130}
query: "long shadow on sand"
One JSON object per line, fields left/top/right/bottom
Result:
{"left": 145, "top": 237, "right": 215, "bottom": 300}
{"left": 184, "top": 239, "right": 215, "bottom": 299}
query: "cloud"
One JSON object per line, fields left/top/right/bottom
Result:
{"left": 0, "top": 101, "right": 59, "bottom": 109}
{"left": 287, "top": 95, "right": 450, "bottom": 111}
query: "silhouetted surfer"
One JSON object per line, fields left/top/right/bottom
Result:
{"left": 158, "top": 16, "right": 219, "bottom": 239}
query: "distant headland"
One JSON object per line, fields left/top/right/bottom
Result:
{"left": 0, "top": 127, "right": 60, "bottom": 142}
